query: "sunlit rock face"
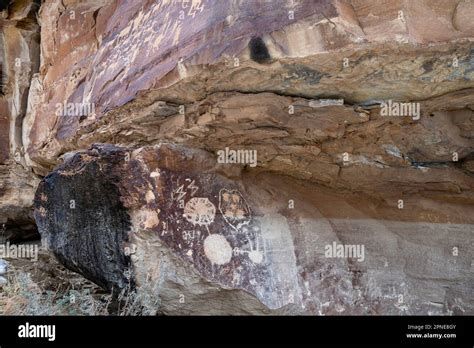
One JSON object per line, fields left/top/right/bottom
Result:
{"left": 1, "top": 0, "right": 473, "bottom": 314}
{"left": 20, "top": 0, "right": 473, "bottom": 171}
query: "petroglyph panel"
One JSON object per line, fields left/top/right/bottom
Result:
{"left": 151, "top": 168, "right": 294, "bottom": 308}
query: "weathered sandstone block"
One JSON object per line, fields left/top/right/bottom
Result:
{"left": 35, "top": 144, "right": 474, "bottom": 314}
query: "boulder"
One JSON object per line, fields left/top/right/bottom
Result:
{"left": 35, "top": 143, "right": 474, "bottom": 314}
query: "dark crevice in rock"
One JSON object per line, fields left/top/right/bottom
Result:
{"left": 0, "top": 2, "right": 9, "bottom": 12}
{"left": 249, "top": 37, "right": 271, "bottom": 63}
{"left": 1, "top": 218, "right": 38, "bottom": 242}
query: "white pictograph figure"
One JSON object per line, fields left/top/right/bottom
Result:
{"left": 218, "top": 189, "right": 264, "bottom": 264}
{"left": 183, "top": 197, "right": 216, "bottom": 226}
{"left": 172, "top": 178, "right": 199, "bottom": 203}
{"left": 242, "top": 226, "right": 264, "bottom": 264}
{"left": 185, "top": 178, "right": 199, "bottom": 196}
{"left": 218, "top": 189, "right": 251, "bottom": 231}
{"left": 203, "top": 234, "right": 232, "bottom": 265}
{"left": 172, "top": 184, "right": 187, "bottom": 203}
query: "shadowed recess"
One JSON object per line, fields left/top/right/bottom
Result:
{"left": 249, "top": 37, "right": 271, "bottom": 63}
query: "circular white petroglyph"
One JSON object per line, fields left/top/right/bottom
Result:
{"left": 248, "top": 250, "right": 263, "bottom": 264}
{"left": 203, "top": 234, "right": 232, "bottom": 265}
{"left": 184, "top": 197, "right": 216, "bottom": 226}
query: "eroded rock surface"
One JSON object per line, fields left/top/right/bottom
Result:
{"left": 22, "top": 0, "right": 474, "bottom": 174}
{"left": 0, "top": 0, "right": 473, "bottom": 314}
{"left": 35, "top": 144, "right": 474, "bottom": 314}
{"left": 0, "top": 0, "right": 40, "bottom": 240}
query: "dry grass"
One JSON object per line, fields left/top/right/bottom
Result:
{"left": 0, "top": 269, "right": 111, "bottom": 315}
{"left": 0, "top": 249, "right": 160, "bottom": 315}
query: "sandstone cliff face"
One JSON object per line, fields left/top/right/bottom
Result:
{"left": 1, "top": 0, "right": 473, "bottom": 314}
{"left": 0, "top": 0, "right": 40, "bottom": 240}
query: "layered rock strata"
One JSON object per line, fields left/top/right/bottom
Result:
{"left": 0, "top": 0, "right": 472, "bottom": 314}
